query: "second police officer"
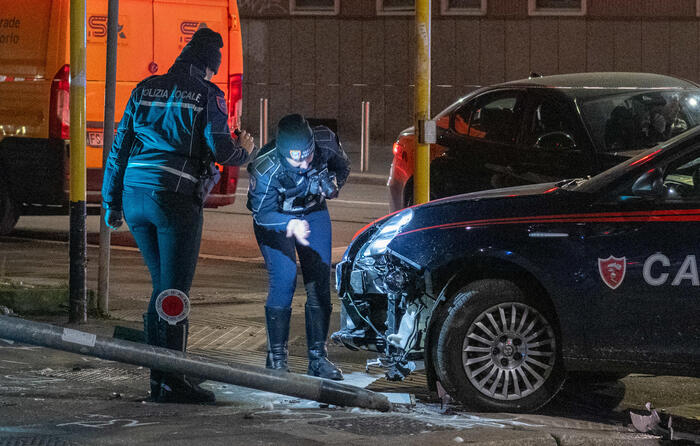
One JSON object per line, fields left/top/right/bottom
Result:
{"left": 247, "top": 114, "right": 351, "bottom": 380}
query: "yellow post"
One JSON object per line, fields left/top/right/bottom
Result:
{"left": 413, "top": 0, "right": 431, "bottom": 204}
{"left": 69, "top": 0, "right": 87, "bottom": 323}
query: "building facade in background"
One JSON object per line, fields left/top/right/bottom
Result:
{"left": 239, "top": 0, "right": 700, "bottom": 145}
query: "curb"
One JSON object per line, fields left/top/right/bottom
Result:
{"left": 0, "top": 286, "right": 68, "bottom": 315}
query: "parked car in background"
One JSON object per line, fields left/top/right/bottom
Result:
{"left": 388, "top": 72, "right": 700, "bottom": 212}
{"left": 334, "top": 125, "right": 700, "bottom": 412}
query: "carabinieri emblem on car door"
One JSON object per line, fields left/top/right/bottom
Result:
{"left": 598, "top": 256, "right": 627, "bottom": 290}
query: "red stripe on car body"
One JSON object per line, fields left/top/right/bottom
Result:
{"left": 398, "top": 209, "right": 700, "bottom": 236}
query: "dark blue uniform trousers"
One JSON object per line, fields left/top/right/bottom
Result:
{"left": 123, "top": 186, "right": 203, "bottom": 312}
{"left": 253, "top": 208, "right": 342, "bottom": 379}
{"left": 253, "top": 208, "right": 332, "bottom": 310}
{"left": 123, "top": 186, "right": 203, "bottom": 394}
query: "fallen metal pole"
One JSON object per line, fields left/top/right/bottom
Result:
{"left": 0, "top": 315, "right": 391, "bottom": 412}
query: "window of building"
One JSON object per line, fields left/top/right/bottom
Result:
{"left": 377, "top": 0, "right": 415, "bottom": 16}
{"left": 441, "top": 0, "right": 486, "bottom": 16}
{"left": 528, "top": 0, "right": 586, "bottom": 16}
{"left": 290, "top": 0, "right": 339, "bottom": 15}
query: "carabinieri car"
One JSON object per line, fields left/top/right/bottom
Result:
{"left": 332, "top": 125, "right": 700, "bottom": 412}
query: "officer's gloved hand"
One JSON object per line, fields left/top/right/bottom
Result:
{"left": 235, "top": 129, "right": 255, "bottom": 154}
{"left": 286, "top": 219, "right": 310, "bottom": 246}
{"left": 105, "top": 209, "right": 123, "bottom": 230}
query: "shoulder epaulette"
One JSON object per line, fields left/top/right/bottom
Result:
{"left": 312, "top": 126, "right": 340, "bottom": 151}
{"left": 254, "top": 156, "right": 275, "bottom": 176}
{"left": 252, "top": 144, "right": 278, "bottom": 176}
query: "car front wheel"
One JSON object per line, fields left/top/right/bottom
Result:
{"left": 434, "top": 279, "right": 564, "bottom": 412}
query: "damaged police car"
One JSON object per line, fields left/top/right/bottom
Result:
{"left": 332, "top": 126, "right": 700, "bottom": 412}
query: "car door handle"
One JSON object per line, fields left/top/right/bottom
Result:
{"left": 528, "top": 225, "right": 570, "bottom": 238}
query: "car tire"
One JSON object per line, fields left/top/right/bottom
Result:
{"left": 0, "top": 185, "right": 19, "bottom": 235}
{"left": 434, "top": 279, "right": 564, "bottom": 412}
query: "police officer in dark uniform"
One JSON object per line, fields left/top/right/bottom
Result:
{"left": 247, "top": 114, "right": 350, "bottom": 380}
{"left": 101, "top": 28, "right": 253, "bottom": 403}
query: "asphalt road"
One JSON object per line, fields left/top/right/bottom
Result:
{"left": 1, "top": 238, "right": 699, "bottom": 445}
{"left": 1, "top": 177, "right": 699, "bottom": 444}
{"left": 9, "top": 178, "right": 391, "bottom": 262}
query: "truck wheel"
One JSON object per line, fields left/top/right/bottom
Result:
{"left": 435, "top": 279, "right": 564, "bottom": 412}
{"left": 0, "top": 187, "right": 19, "bottom": 235}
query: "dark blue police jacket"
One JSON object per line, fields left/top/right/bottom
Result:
{"left": 102, "top": 62, "right": 249, "bottom": 211}
{"left": 246, "top": 126, "right": 351, "bottom": 230}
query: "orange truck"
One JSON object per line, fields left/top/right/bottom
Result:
{"left": 0, "top": 0, "right": 244, "bottom": 234}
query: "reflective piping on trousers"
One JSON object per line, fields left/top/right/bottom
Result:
{"left": 127, "top": 162, "right": 198, "bottom": 183}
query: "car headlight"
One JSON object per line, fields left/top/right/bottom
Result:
{"left": 361, "top": 209, "right": 413, "bottom": 258}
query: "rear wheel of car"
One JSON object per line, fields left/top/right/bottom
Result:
{"left": 434, "top": 279, "right": 564, "bottom": 412}
{"left": 403, "top": 177, "right": 437, "bottom": 208}
{"left": 0, "top": 185, "right": 19, "bottom": 235}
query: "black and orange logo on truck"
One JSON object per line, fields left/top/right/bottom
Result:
{"left": 87, "top": 16, "right": 126, "bottom": 39}
{"left": 179, "top": 21, "right": 208, "bottom": 47}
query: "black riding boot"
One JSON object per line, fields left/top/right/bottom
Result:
{"left": 305, "top": 304, "right": 343, "bottom": 380}
{"left": 143, "top": 312, "right": 162, "bottom": 398}
{"left": 265, "top": 306, "right": 291, "bottom": 372}
{"left": 153, "top": 319, "right": 216, "bottom": 404}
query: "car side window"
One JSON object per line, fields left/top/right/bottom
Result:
{"left": 453, "top": 103, "right": 472, "bottom": 136}
{"left": 461, "top": 92, "right": 520, "bottom": 144}
{"left": 526, "top": 99, "right": 578, "bottom": 148}
{"left": 662, "top": 152, "right": 700, "bottom": 203}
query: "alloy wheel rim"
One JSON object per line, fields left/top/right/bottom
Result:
{"left": 462, "top": 302, "right": 556, "bottom": 401}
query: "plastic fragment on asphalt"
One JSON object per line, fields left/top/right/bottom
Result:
{"left": 453, "top": 437, "right": 464, "bottom": 443}
{"left": 630, "top": 401, "right": 663, "bottom": 434}
{"left": 436, "top": 380, "right": 453, "bottom": 412}
{"left": 630, "top": 401, "right": 700, "bottom": 443}
{"left": 379, "top": 392, "right": 415, "bottom": 407}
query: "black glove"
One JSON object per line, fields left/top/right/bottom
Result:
{"left": 105, "top": 209, "right": 123, "bottom": 230}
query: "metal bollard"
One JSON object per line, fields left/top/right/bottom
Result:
{"left": 259, "top": 98, "right": 268, "bottom": 147}
{"left": 360, "top": 101, "right": 370, "bottom": 172}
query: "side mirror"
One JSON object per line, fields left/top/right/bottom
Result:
{"left": 534, "top": 132, "right": 577, "bottom": 151}
{"left": 631, "top": 168, "right": 664, "bottom": 197}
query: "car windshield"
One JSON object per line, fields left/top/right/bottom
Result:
{"left": 572, "top": 125, "right": 700, "bottom": 193}
{"left": 578, "top": 88, "right": 700, "bottom": 153}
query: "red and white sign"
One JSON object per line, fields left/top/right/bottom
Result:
{"left": 598, "top": 256, "right": 627, "bottom": 290}
{"left": 155, "top": 289, "right": 190, "bottom": 325}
